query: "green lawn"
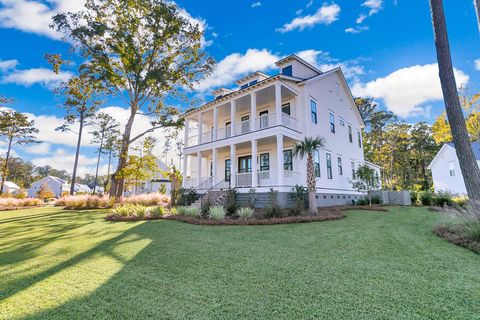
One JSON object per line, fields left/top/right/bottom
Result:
{"left": 0, "top": 207, "right": 479, "bottom": 319}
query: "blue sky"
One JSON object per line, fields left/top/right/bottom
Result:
{"left": 0, "top": 0, "right": 479, "bottom": 176}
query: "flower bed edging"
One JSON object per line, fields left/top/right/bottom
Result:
{"left": 433, "top": 225, "right": 480, "bottom": 254}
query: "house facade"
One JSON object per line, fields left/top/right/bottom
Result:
{"left": 428, "top": 142, "right": 480, "bottom": 195}
{"left": 181, "top": 54, "right": 380, "bottom": 207}
{"left": 1, "top": 181, "right": 21, "bottom": 194}
{"left": 28, "top": 176, "right": 70, "bottom": 198}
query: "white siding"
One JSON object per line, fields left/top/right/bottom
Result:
{"left": 430, "top": 145, "right": 471, "bottom": 195}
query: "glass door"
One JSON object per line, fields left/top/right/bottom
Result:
{"left": 259, "top": 110, "right": 269, "bottom": 129}
{"left": 238, "top": 156, "right": 252, "bottom": 173}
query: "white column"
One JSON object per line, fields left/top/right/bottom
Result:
{"left": 250, "top": 92, "right": 257, "bottom": 132}
{"left": 182, "top": 153, "right": 188, "bottom": 180}
{"left": 275, "top": 82, "right": 282, "bottom": 126}
{"left": 230, "top": 144, "right": 236, "bottom": 187}
{"left": 230, "top": 100, "right": 236, "bottom": 136}
{"left": 251, "top": 139, "right": 258, "bottom": 188}
{"left": 198, "top": 113, "right": 203, "bottom": 144}
{"left": 212, "top": 148, "right": 217, "bottom": 185}
{"left": 276, "top": 134, "right": 284, "bottom": 186}
{"left": 184, "top": 119, "right": 189, "bottom": 147}
{"left": 213, "top": 106, "right": 218, "bottom": 141}
{"left": 197, "top": 151, "right": 202, "bottom": 186}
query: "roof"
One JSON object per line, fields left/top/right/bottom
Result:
{"left": 4, "top": 181, "right": 20, "bottom": 189}
{"left": 235, "top": 71, "right": 269, "bottom": 85}
{"left": 428, "top": 141, "right": 480, "bottom": 170}
{"left": 275, "top": 54, "right": 323, "bottom": 74}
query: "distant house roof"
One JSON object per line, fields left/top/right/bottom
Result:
{"left": 447, "top": 141, "right": 480, "bottom": 160}
{"left": 4, "top": 181, "right": 20, "bottom": 189}
{"left": 74, "top": 183, "right": 92, "bottom": 193}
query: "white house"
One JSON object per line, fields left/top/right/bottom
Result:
{"left": 28, "top": 176, "right": 70, "bottom": 198}
{"left": 134, "top": 157, "right": 172, "bottom": 195}
{"left": 428, "top": 142, "right": 480, "bottom": 195}
{"left": 1, "top": 181, "right": 21, "bottom": 194}
{"left": 180, "top": 54, "right": 380, "bottom": 207}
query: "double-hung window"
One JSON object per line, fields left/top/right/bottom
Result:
{"left": 311, "top": 100, "right": 317, "bottom": 124}
{"left": 449, "top": 161, "right": 455, "bottom": 177}
{"left": 348, "top": 125, "right": 353, "bottom": 143}
{"left": 314, "top": 150, "right": 321, "bottom": 177}
{"left": 338, "top": 157, "right": 343, "bottom": 175}
{"left": 260, "top": 153, "right": 270, "bottom": 171}
{"left": 326, "top": 153, "right": 332, "bottom": 179}
{"left": 357, "top": 130, "right": 362, "bottom": 147}
{"left": 329, "top": 112, "right": 335, "bottom": 133}
{"left": 283, "top": 150, "right": 293, "bottom": 171}
{"left": 351, "top": 161, "right": 355, "bottom": 178}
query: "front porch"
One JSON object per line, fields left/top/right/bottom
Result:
{"left": 183, "top": 135, "right": 304, "bottom": 192}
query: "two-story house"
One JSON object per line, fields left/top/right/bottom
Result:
{"left": 180, "top": 54, "right": 380, "bottom": 207}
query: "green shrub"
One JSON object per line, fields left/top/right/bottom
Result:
{"left": 410, "top": 191, "right": 418, "bottom": 205}
{"left": 356, "top": 198, "right": 369, "bottom": 206}
{"left": 178, "top": 188, "right": 199, "bottom": 206}
{"left": 111, "top": 204, "right": 132, "bottom": 217}
{"left": 460, "top": 219, "right": 480, "bottom": 241}
{"left": 149, "top": 206, "right": 165, "bottom": 218}
{"left": 247, "top": 188, "right": 257, "bottom": 208}
{"left": 370, "top": 196, "right": 382, "bottom": 205}
{"left": 208, "top": 206, "right": 226, "bottom": 220}
{"left": 288, "top": 185, "right": 308, "bottom": 216}
{"left": 452, "top": 197, "right": 468, "bottom": 208}
{"left": 177, "top": 206, "right": 201, "bottom": 217}
{"left": 433, "top": 191, "right": 453, "bottom": 207}
{"left": 420, "top": 191, "right": 433, "bottom": 206}
{"left": 133, "top": 205, "right": 148, "bottom": 219}
{"left": 265, "top": 188, "right": 282, "bottom": 218}
{"left": 225, "top": 188, "right": 238, "bottom": 215}
{"left": 237, "top": 207, "right": 254, "bottom": 220}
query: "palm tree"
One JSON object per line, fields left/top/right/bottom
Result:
{"left": 293, "top": 137, "right": 325, "bottom": 215}
{"left": 430, "top": 0, "right": 480, "bottom": 201}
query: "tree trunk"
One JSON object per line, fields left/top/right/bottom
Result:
{"left": 93, "top": 134, "right": 104, "bottom": 194}
{"left": 70, "top": 113, "right": 85, "bottom": 195}
{"left": 430, "top": 0, "right": 480, "bottom": 201}
{"left": 110, "top": 109, "right": 136, "bottom": 199}
{"left": 306, "top": 153, "right": 317, "bottom": 215}
{"left": 474, "top": 0, "right": 480, "bottom": 34}
{"left": 0, "top": 137, "right": 13, "bottom": 195}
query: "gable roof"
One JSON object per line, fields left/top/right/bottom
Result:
{"left": 4, "top": 181, "right": 20, "bottom": 189}
{"left": 275, "top": 54, "right": 323, "bottom": 74}
{"left": 428, "top": 141, "right": 480, "bottom": 170}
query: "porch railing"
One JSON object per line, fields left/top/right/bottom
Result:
{"left": 235, "top": 172, "right": 252, "bottom": 188}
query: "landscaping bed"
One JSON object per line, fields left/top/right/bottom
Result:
{"left": 433, "top": 225, "right": 480, "bottom": 254}
{"left": 0, "top": 205, "right": 43, "bottom": 212}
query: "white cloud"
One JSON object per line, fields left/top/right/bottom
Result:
{"left": 276, "top": 3, "right": 341, "bottom": 33}
{"left": 23, "top": 142, "right": 52, "bottom": 155}
{"left": 474, "top": 59, "right": 480, "bottom": 71}
{"left": 362, "top": 0, "right": 383, "bottom": 16}
{"left": 351, "top": 63, "right": 469, "bottom": 118}
{"left": 306, "top": 0, "right": 314, "bottom": 8}
{"left": 356, "top": 14, "right": 367, "bottom": 24}
{"left": 31, "top": 148, "right": 98, "bottom": 177}
{"left": 345, "top": 25, "right": 369, "bottom": 34}
{"left": 251, "top": 2, "right": 262, "bottom": 8}
{"left": 2, "top": 68, "right": 73, "bottom": 87}
{"left": 0, "top": 59, "right": 19, "bottom": 71}
{"left": 195, "top": 49, "right": 280, "bottom": 92}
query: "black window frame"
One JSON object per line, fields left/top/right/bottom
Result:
{"left": 238, "top": 155, "right": 252, "bottom": 173}
{"left": 329, "top": 112, "right": 335, "bottom": 133}
{"left": 225, "top": 159, "right": 231, "bottom": 182}
{"left": 338, "top": 157, "right": 343, "bottom": 175}
{"left": 311, "top": 100, "right": 317, "bottom": 124}
{"left": 348, "top": 125, "right": 353, "bottom": 143}
{"left": 283, "top": 149, "right": 293, "bottom": 171}
{"left": 260, "top": 153, "right": 270, "bottom": 171}
{"left": 357, "top": 130, "right": 362, "bottom": 147}
{"left": 282, "top": 102, "right": 291, "bottom": 115}
{"left": 326, "top": 153, "right": 332, "bottom": 179}
{"left": 314, "top": 150, "right": 321, "bottom": 177}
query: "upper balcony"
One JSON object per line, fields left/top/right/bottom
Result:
{"left": 184, "top": 80, "right": 301, "bottom": 149}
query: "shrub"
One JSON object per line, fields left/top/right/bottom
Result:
{"left": 265, "top": 188, "right": 282, "bottom": 218}
{"left": 420, "top": 191, "right": 433, "bottom": 206}
{"left": 111, "top": 204, "right": 131, "bottom": 217}
{"left": 177, "top": 206, "right": 201, "bottom": 217}
{"left": 247, "top": 188, "right": 257, "bottom": 208}
{"left": 209, "top": 206, "right": 226, "bottom": 220}
{"left": 121, "top": 193, "right": 171, "bottom": 206}
{"left": 149, "top": 206, "right": 165, "bottom": 218}
{"left": 0, "top": 197, "right": 43, "bottom": 207}
{"left": 289, "top": 185, "right": 308, "bottom": 216}
{"left": 55, "top": 195, "right": 114, "bottom": 209}
{"left": 433, "top": 191, "right": 453, "bottom": 207}
{"left": 237, "top": 207, "right": 254, "bottom": 220}
{"left": 439, "top": 201, "right": 480, "bottom": 243}
{"left": 370, "top": 196, "right": 382, "bottom": 205}
{"left": 410, "top": 191, "right": 418, "bottom": 205}
{"left": 356, "top": 198, "right": 369, "bottom": 206}
{"left": 225, "top": 188, "right": 238, "bottom": 215}
{"left": 201, "top": 194, "right": 214, "bottom": 215}
{"left": 452, "top": 197, "right": 468, "bottom": 208}
{"left": 178, "top": 188, "right": 199, "bottom": 206}
{"left": 110, "top": 204, "right": 150, "bottom": 218}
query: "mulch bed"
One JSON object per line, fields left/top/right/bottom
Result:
{"left": 433, "top": 225, "right": 480, "bottom": 254}
{"left": 0, "top": 206, "right": 42, "bottom": 212}
{"left": 161, "top": 212, "right": 344, "bottom": 226}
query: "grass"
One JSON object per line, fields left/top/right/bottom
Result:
{"left": 0, "top": 206, "right": 479, "bottom": 319}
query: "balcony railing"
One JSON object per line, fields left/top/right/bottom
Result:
{"left": 186, "top": 112, "right": 298, "bottom": 147}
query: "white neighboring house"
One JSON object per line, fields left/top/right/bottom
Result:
{"left": 132, "top": 157, "right": 172, "bottom": 195}
{"left": 28, "top": 176, "right": 70, "bottom": 198}
{"left": 2, "top": 181, "right": 21, "bottom": 194}
{"left": 428, "top": 142, "right": 480, "bottom": 195}
{"left": 74, "top": 183, "right": 93, "bottom": 194}
{"left": 180, "top": 54, "right": 380, "bottom": 207}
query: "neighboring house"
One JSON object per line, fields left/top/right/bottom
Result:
{"left": 1, "top": 181, "right": 21, "bottom": 194}
{"left": 28, "top": 176, "right": 70, "bottom": 198}
{"left": 428, "top": 142, "right": 480, "bottom": 195}
{"left": 132, "top": 157, "right": 172, "bottom": 195}
{"left": 74, "top": 183, "right": 93, "bottom": 194}
{"left": 180, "top": 54, "right": 380, "bottom": 207}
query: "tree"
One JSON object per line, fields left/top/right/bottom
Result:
{"left": 51, "top": 0, "right": 215, "bottom": 199}
{"left": 36, "top": 182, "right": 55, "bottom": 200}
{"left": 410, "top": 122, "right": 439, "bottom": 190}
{"left": 293, "top": 137, "right": 325, "bottom": 215}
{"left": 163, "top": 165, "right": 183, "bottom": 206}
{"left": 349, "top": 164, "right": 380, "bottom": 206}
{"left": 430, "top": 0, "right": 480, "bottom": 200}
{"left": 0, "top": 108, "right": 39, "bottom": 195}
{"left": 354, "top": 97, "right": 377, "bottom": 129}
{"left": 90, "top": 112, "right": 120, "bottom": 193}
{"left": 432, "top": 112, "right": 453, "bottom": 144}
{"left": 54, "top": 74, "right": 103, "bottom": 195}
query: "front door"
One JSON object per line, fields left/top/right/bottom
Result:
{"left": 238, "top": 156, "right": 252, "bottom": 173}
{"left": 259, "top": 110, "right": 269, "bottom": 129}
{"left": 241, "top": 115, "right": 250, "bottom": 133}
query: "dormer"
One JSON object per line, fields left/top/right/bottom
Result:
{"left": 235, "top": 71, "right": 269, "bottom": 90}
{"left": 276, "top": 54, "right": 322, "bottom": 79}
{"left": 212, "top": 88, "right": 234, "bottom": 99}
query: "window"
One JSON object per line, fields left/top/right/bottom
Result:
{"left": 357, "top": 130, "right": 362, "bottom": 147}
{"left": 338, "top": 157, "right": 343, "bottom": 175}
{"left": 240, "top": 83, "right": 249, "bottom": 90}
{"left": 241, "top": 115, "right": 250, "bottom": 133}
{"left": 283, "top": 150, "right": 293, "bottom": 171}
{"left": 449, "top": 161, "right": 455, "bottom": 177}
{"left": 311, "top": 100, "right": 317, "bottom": 124}
{"left": 339, "top": 118, "right": 345, "bottom": 126}
{"left": 238, "top": 156, "right": 252, "bottom": 173}
{"left": 249, "top": 80, "right": 258, "bottom": 86}
{"left": 259, "top": 110, "right": 269, "bottom": 129}
{"left": 282, "top": 65, "right": 293, "bottom": 76}
{"left": 351, "top": 161, "right": 355, "bottom": 178}
{"left": 225, "top": 159, "right": 231, "bottom": 182}
{"left": 282, "top": 103, "right": 291, "bottom": 115}
{"left": 210, "top": 161, "right": 213, "bottom": 177}
{"left": 348, "top": 125, "right": 353, "bottom": 143}
{"left": 314, "top": 150, "right": 321, "bottom": 177}
{"left": 260, "top": 153, "right": 270, "bottom": 171}
{"left": 326, "top": 153, "right": 332, "bottom": 179}
{"left": 329, "top": 112, "right": 335, "bottom": 133}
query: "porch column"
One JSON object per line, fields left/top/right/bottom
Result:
{"left": 182, "top": 152, "right": 188, "bottom": 181}
{"left": 230, "top": 100, "right": 236, "bottom": 136}
{"left": 250, "top": 92, "right": 257, "bottom": 132}
{"left": 212, "top": 148, "right": 217, "bottom": 185}
{"left": 197, "top": 151, "right": 202, "bottom": 186}
{"left": 213, "top": 106, "right": 218, "bottom": 141}
{"left": 276, "top": 134, "right": 284, "bottom": 186}
{"left": 251, "top": 139, "right": 258, "bottom": 188}
{"left": 230, "top": 144, "right": 236, "bottom": 187}
{"left": 198, "top": 112, "right": 203, "bottom": 144}
{"left": 184, "top": 119, "right": 189, "bottom": 147}
{"left": 275, "top": 82, "right": 282, "bottom": 126}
